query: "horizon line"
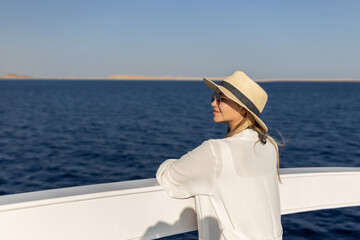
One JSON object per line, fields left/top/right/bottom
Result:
{"left": 1, "top": 73, "right": 360, "bottom": 82}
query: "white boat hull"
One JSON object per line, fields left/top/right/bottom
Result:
{"left": 0, "top": 167, "right": 359, "bottom": 240}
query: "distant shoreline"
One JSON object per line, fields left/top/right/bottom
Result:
{"left": 1, "top": 73, "right": 359, "bottom": 82}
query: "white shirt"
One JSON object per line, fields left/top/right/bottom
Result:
{"left": 156, "top": 129, "right": 283, "bottom": 240}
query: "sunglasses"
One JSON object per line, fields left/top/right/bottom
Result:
{"left": 211, "top": 92, "right": 227, "bottom": 104}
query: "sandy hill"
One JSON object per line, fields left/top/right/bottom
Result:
{"left": 107, "top": 74, "right": 225, "bottom": 81}
{"left": 1, "top": 73, "right": 33, "bottom": 79}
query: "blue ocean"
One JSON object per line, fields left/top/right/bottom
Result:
{"left": 0, "top": 80, "right": 359, "bottom": 239}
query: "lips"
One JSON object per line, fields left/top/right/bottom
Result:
{"left": 213, "top": 109, "right": 220, "bottom": 114}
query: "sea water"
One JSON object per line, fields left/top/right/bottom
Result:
{"left": 0, "top": 80, "right": 359, "bottom": 239}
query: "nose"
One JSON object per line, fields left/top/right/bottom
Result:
{"left": 211, "top": 99, "right": 218, "bottom": 107}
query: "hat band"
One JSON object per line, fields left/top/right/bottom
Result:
{"left": 219, "top": 81, "right": 260, "bottom": 116}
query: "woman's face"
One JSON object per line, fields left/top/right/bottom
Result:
{"left": 211, "top": 91, "right": 246, "bottom": 127}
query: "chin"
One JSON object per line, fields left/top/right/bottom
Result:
{"left": 213, "top": 116, "right": 223, "bottom": 123}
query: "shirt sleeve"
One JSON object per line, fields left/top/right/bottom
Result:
{"left": 156, "top": 140, "right": 217, "bottom": 199}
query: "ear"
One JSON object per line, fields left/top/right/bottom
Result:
{"left": 240, "top": 107, "right": 247, "bottom": 117}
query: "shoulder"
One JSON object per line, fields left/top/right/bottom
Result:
{"left": 184, "top": 139, "right": 218, "bottom": 160}
{"left": 193, "top": 137, "right": 228, "bottom": 148}
{"left": 231, "top": 129, "right": 259, "bottom": 141}
{"left": 186, "top": 138, "right": 228, "bottom": 160}
{"left": 194, "top": 129, "right": 259, "bottom": 153}
{"left": 266, "top": 135, "right": 279, "bottom": 152}
{"left": 218, "top": 129, "right": 259, "bottom": 147}
{"left": 199, "top": 130, "right": 256, "bottom": 148}
{"left": 201, "top": 137, "right": 227, "bottom": 148}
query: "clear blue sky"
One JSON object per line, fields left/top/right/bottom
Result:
{"left": 1, "top": 0, "right": 359, "bottom": 78}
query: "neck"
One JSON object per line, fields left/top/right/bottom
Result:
{"left": 228, "top": 119, "right": 244, "bottom": 132}
{"left": 226, "top": 117, "right": 255, "bottom": 137}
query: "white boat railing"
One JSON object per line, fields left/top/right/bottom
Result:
{"left": 0, "top": 167, "right": 359, "bottom": 240}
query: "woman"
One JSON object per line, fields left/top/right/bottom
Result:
{"left": 156, "top": 71, "right": 283, "bottom": 240}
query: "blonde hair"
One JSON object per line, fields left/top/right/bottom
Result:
{"left": 226, "top": 111, "right": 283, "bottom": 184}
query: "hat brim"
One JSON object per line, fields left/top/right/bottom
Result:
{"left": 203, "top": 77, "right": 268, "bottom": 132}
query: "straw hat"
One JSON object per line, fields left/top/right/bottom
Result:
{"left": 203, "top": 71, "right": 268, "bottom": 132}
